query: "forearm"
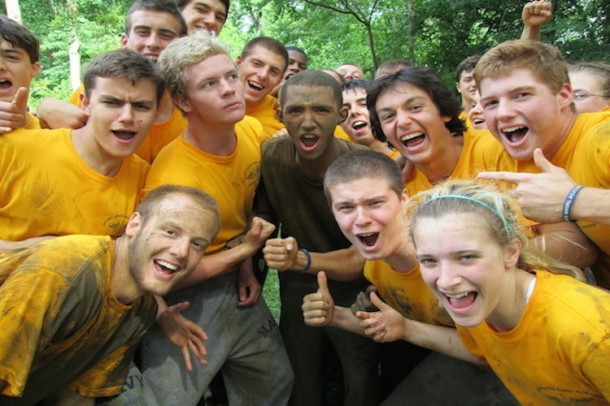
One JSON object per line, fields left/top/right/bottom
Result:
{"left": 571, "top": 187, "right": 610, "bottom": 225}
{"left": 0, "top": 236, "right": 55, "bottom": 253}
{"left": 331, "top": 305, "right": 367, "bottom": 335}
{"left": 403, "top": 319, "right": 485, "bottom": 365}
{"left": 535, "top": 222, "right": 598, "bottom": 269}
{"left": 300, "top": 246, "right": 365, "bottom": 282}
{"left": 520, "top": 25, "right": 541, "bottom": 41}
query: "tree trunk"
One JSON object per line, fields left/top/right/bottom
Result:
{"left": 6, "top": 0, "right": 22, "bottom": 24}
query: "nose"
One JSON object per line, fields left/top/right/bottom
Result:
{"left": 354, "top": 207, "right": 371, "bottom": 227}
{"left": 169, "top": 237, "right": 189, "bottom": 259}
{"left": 396, "top": 109, "right": 413, "bottom": 129}
{"left": 202, "top": 14, "right": 220, "bottom": 33}
{"left": 301, "top": 109, "right": 315, "bottom": 130}
{"left": 118, "top": 104, "right": 135, "bottom": 123}
{"left": 496, "top": 99, "right": 516, "bottom": 121}
{"left": 144, "top": 32, "right": 161, "bottom": 49}
{"left": 435, "top": 261, "right": 461, "bottom": 290}
{"left": 219, "top": 78, "right": 236, "bottom": 96}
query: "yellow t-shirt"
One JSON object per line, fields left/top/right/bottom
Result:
{"left": 246, "top": 95, "right": 284, "bottom": 137}
{"left": 144, "top": 116, "right": 265, "bottom": 253}
{"left": 457, "top": 270, "right": 610, "bottom": 405}
{"left": 492, "top": 111, "right": 610, "bottom": 285}
{"left": 364, "top": 260, "right": 453, "bottom": 327}
{"left": 134, "top": 106, "right": 187, "bottom": 164}
{"left": 0, "top": 128, "right": 149, "bottom": 240}
{"left": 0, "top": 235, "right": 157, "bottom": 402}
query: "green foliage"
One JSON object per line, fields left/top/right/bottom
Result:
{"left": 2, "top": 0, "right": 608, "bottom": 110}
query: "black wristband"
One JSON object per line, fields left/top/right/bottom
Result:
{"left": 298, "top": 248, "right": 311, "bottom": 273}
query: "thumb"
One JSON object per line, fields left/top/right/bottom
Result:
{"left": 171, "top": 301, "right": 191, "bottom": 313}
{"left": 12, "top": 87, "right": 29, "bottom": 112}
{"left": 285, "top": 236, "right": 297, "bottom": 252}
{"left": 369, "top": 292, "right": 388, "bottom": 311}
{"left": 533, "top": 148, "right": 558, "bottom": 173}
{"left": 316, "top": 271, "right": 330, "bottom": 296}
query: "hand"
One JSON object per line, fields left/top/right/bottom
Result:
{"left": 263, "top": 237, "right": 299, "bottom": 271}
{"left": 350, "top": 285, "right": 379, "bottom": 315}
{"left": 478, "top": 148, "right": 576, "bottom": 223}
{"left": 157, "top": 301, "right": 208, "bottom": 372}
{"left": 355, "top": 292, "right": 406, "bottom": 343}
{"left": 0, "top": 87, "right": 29, "bottom": 133}
{"left": 244, "top": 217, "right": 276, "bottom": 253}
{"left": 236, "top": 258, "right": 261, "bottom": 306}
{"left": 522, "top": 0, "right": 553, "bottom": 27}
{"left": 271, "top": 128, "right": 288, "bottom": 138}
{"left": 36, "top": 97, "right": 88, "bottom": 129}
{"left": 302, "top": 271, "right": 335, "bottom": 326}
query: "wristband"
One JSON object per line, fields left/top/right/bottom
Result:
{"left": 298, "top": 248, "right": 311, "bottom": 273}
{"left": 562, "top": 185, "right": 584, "bottom": 222}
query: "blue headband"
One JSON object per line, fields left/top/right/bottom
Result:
{"left": 423, "top": 195, "right": 512, "bottom": 233}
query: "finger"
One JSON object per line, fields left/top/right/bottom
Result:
{"left": 369, "top": 292, "right": 389, "bottom": 311}
{"left": 190, "top": 336, "right": 207, "bottom": 359}
{"left": 182, "top": 346, "right": 193, "bottom": 372}
{"left": 532, "top": 148, "right": 560, "bottom": 173}
{"left": 284, "top": 236, "right": 297, "bottom": 252}
{"left": 249, "top": 217, "right": 262, "bottom": 236}
{"left": 316, "top": 271, "right": 331, "bottom": 296}
{"left": 170, "top": 301, "right": 191, "bottom": 313}
{"left": 477, "top": 171, "right": 525, "bottom": 183}
{"left": 12, "top": 87, "right": 29, "bottom": 112}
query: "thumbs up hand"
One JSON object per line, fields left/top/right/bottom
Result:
{"left": 355, "top": 292, "right": 407, "bottom": 343}
{"left": 302, "top": 271, "right": 335, "bottom": 326}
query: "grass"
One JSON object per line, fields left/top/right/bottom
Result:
{"left": 262, "top": 268, "right": 281, "bottom": 322}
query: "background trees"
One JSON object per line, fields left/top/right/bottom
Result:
{"left": 1, "top": 0, "right": 608, "bottom": 109}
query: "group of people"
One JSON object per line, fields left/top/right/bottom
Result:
{"left": 0, "top": 0, "right": 609, "bottom": 405}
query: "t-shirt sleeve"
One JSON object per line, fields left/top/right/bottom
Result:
{"left": 0, "top": 268, "right": 71, "bottom": 397}
{"left": 581, "top": 336, "right": 610, "bottom": 402}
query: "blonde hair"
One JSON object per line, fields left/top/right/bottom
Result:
{"left": 408, "top": 180, "right": 584, "bottom": 281}
{"left": 157, "top": 31, "right": 231, "bottom": 104}
{"left": 474, "top": 40, "right": 569, "bottom": 94}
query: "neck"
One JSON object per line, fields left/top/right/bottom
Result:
{"left": 487, "top": 269, "right": 535, "bottom": 332}
{"left": 543, "top": 110, "right": 577, "bottom": 161}
{"left": 419, "top": 140, "right": 462, "bottom": 184}
{"left": 109, "top": 237, "right": 140, "bottom": 305}
{"left": 183, "top": 118, "right": 237, "bottom": 156}
{"left": 385, "top": 237, "right": 418, "bottom": 273}
{"left": 296, "top": 138, "right": 347, "bottom": 183}
{"left": 71, "top": 128, "right": 123, "bottom": 177}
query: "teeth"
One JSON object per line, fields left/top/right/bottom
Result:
{"left": 503, "top": 125, "right": 525, "bottom": 133}
{"left": 156, "top": 260, "right": 178, "bottom": 271}
{"left": 352, "top": 121, "right": 367, "bottom": 130}
{"left": 358, "top": 232, "right": 376, "bottom": 237}
{"left": 445, "top": 291, "right": 470, "bottom": 299}
{"left": 400, "top": 132, "right": 424, "bottom": 142}
{"left": 248, "top": 80, "right": 264, "bottom": 91}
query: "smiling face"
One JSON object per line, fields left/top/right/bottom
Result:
{"left": 281, "top": 84, "right": 343, "bottom": 161}
{"left": 456, "top": 69, "right": 477, "bottom": 107}
{"left": 0, "top": 39, "right": 40, "bottom": 103}
{"left": 237, "top": 45, "right": 286, "bottom": 107}
{"left": 120, "top": 10, "right": 182, "bottom": 62}
{"left": 126, "top": 193, "right": 217, "bottom": 297}
{"left": 479, "top": 68, "right": 573, "bottom": 161}
{"left": 413, "top": 212, "right": 519, "bottom": 328}
{"left": 468, "top": 91, "right": 486, "bottom": 130}
{"left": 180, "top": 0, "right": 227, "bottom": 36}
{"left": 375, "top": 81, "right": 452, "bottom": 167}
{"left": 341, "top": 87, "right": 375, "bottom": 145}
{"left": 284, "top": 49, "right": 307, "bottom": 81}
{"left": 330, "top": 177, "right": 406, "bottom": 261}
{"left": 82, "top": 76, "right": 158, "bottom": 160}
{"left": 175, "top": 53, "right": 245, "bottom": 125}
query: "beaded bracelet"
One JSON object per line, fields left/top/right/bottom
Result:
{"left": 298, "top": 248, "right": 312, "bottom": 273}
{"left": 562, "top": 185, "right": 584, "bottom": 222}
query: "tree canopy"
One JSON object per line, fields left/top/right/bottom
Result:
{"left": 2, "top": 0, "right": 608, "bottom": 108}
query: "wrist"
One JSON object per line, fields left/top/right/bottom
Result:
{"left": 562, "top": 185, "right": 584, "bottom": 222}
{"left": 297, "top": 248, "right": 312, "bottom": 273}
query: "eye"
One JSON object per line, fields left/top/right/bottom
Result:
{"left": 418, "top": 257, "right": 437, "bottom": 267}
{"left": 202, "top": 80, "right": 216, "bottom": 89}
{"left": 409, "top": 104, "right": 423, "bottom": 112}
{"left": 380, "top": 112, "right": 395, "bottom": 122}
{"left": 336, "top": 204, "right": 355, "bottom": 213}
{"left": 102, "top": 99, "right": 122, "bottom": 107}
{"left": 227, "top": 73, "right": 239, "bottom": 81}
{"left": 163, "top": 228, "right": 176, "bottom": 237}
{"left": 573, "top": 92, "right": 589, "bottom": 101}
{"left": 515, "top": 92, "right": 531, "bottom": 100}
{"left": 191, "top": 240, "right": 205, "bottom": 251}
{"left": 481, "top": 99, "right": 498, "bottom": 110}
{"left": 459, "top": 254, "right": 478, "bottom": 262}
{"left": 161, "top": 32, "right": 177, "bottom": 41}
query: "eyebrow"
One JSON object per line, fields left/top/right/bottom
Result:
{"left": 377, "top": 95, "right": 426, "bottom": 112}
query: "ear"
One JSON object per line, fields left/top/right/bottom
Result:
{"left": 120, "top": 34, "right": 129, "bottom": 49}
{"left": 400, "top": 188, "right": 409, "bottom": 204}
{"left": 80, "top": 93, "right": 92, "bottom": 116}
{"left": 173, "top": 94, "right": 192, "bottom": 114}
{"left": 557, "top": 82, "right": 573, "bottom": 110}
{"left": 125, "top": 212, "right": 143, "bottom": 238}
{"left": 30, "top": 62, "right": 41, "bottom": 78}
{"left": 504, "top": 238, "right": 522, "bottom": 270}
{"left": 235, "top": 56, "right": 243, "bottom": 66}
{"left": 338, "top": 106, "right": 348, "bottom": 124}
{"left": 277, "top": 108, "right": 284, "bottom": 124}
{"left": 441, "top": 115, "right": 451, "bottom": 123}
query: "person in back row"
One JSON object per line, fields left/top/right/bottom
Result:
{"left": 0, "top": 15, "right": 41, "bottom": 132}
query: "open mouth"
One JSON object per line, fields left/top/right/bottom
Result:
{"left": 400, "top": 132, "right": 425, "bottom": 148}
{"left": 154, "top": 259, "right": 179, "bottom": 275}
{"left": 248, "top": 80, "right": 264, "bottom": 92}
{"left": 501, "top": 125, "right": 528, "bottom": 144}
{"left": 112, "top": 130, "right": 137, "bottom": 141}
{"left": 352, "top": 121, "right": 368, "bottom": 131}
{"left": 357, "top": 232, "right": 379, "bottom": 247}
{"left": 0, "top": 80, "right": 12, "bottom": 90}
{"left": 445, "top": 291, "right": 476, "bottom": 309}
{"left": 301, "top": 135, "right": 319, "bottom": 149}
